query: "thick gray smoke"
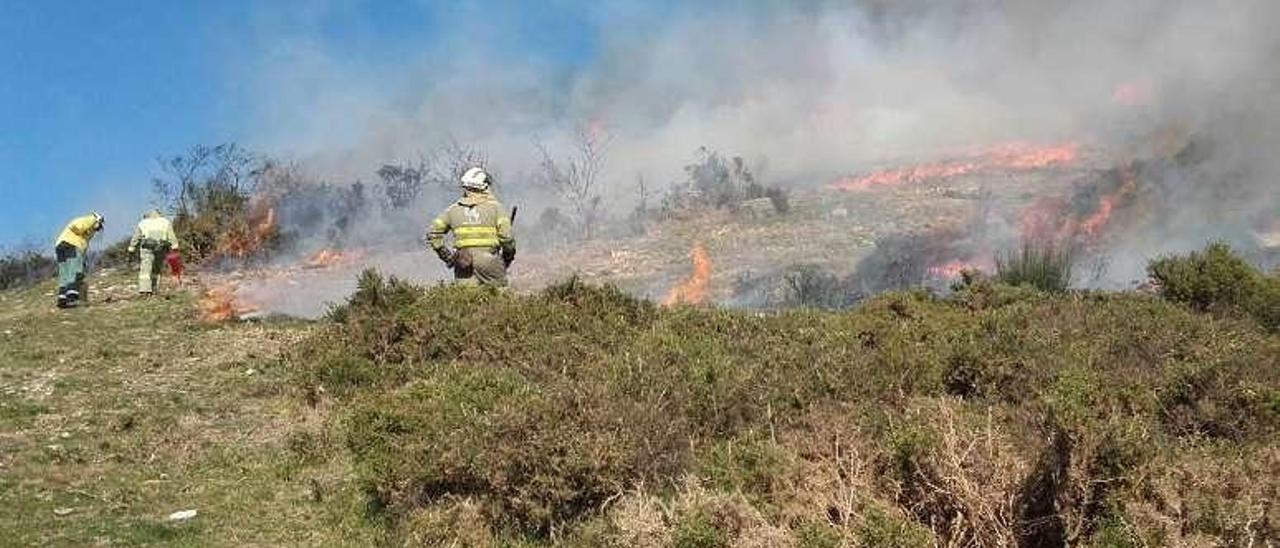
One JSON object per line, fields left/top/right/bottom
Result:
{"left": 238, "top": 0, "right": 1278, "bottom": 300}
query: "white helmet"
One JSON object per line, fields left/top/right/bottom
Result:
{"left": 460, "top": 167, "right": 491, "bottom": 192}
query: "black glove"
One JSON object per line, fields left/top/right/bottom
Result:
{"left": 436, "top": 247, "right": 456, "bottom": 267}
{"left": 501, "top": 247, "right": 516, "bottom": 268}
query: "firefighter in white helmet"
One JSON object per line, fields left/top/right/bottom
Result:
{"left": 425, "top": 167, "right": 516, "bottom": 287}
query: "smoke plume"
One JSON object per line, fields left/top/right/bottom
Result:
{"left": 231, "top": 0, "right": 1279, "bottom": 307}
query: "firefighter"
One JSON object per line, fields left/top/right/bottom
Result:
{"left": 127, "top": 209, "right": 181, "bottom": 295}
{"left": 425, "top": 167, "right": 516, "bottom": 287}
{"left": 54, "top": 212, "right": 105, "bottom": 308}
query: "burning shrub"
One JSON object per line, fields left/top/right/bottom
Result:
{"left": 151, "top": 143, "right": 282, "bottom": 262}
{"left": 1148, "top": 242, "right": 1280, "bottom": 332}
{"left": 664, "top": 244, "right": 713, "bottom": 306}
{"left": 851, "top": 230, "right": 971, "bottom": 294}
{"left": 995, "top": 241, "right": 1073, "bottom": 292}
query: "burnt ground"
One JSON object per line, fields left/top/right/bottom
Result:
{"left": 214, "top": 162, "right": 1094, "bottom": 318}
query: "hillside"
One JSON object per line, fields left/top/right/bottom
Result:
{"left": 2, "top": 260, "right": 1276, "bottom": 546}
{"left": 0, "top": 270, "right": 381, "bottom": 546}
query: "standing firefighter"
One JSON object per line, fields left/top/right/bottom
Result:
{"left": 426, "top": 167, "right": 516, "bottom": 287}
{"left": 54, "top": 212, "right": 105, "bottom": 308}
{"left": 127, "top": 209, "right": 180, "bottom": 295}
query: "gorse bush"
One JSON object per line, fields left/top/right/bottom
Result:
{"left": 995, "top": 240, "right": 1073, "bottom": 292}
{"left": 1148, "top": 241, "right": 1280, "bottom": 332}
{"left": 291, "top": 272, "right": 1280, "bottom": 545}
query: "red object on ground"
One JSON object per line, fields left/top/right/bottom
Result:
{"left": 166, "top": 250, "right": 184, "bottom": 280}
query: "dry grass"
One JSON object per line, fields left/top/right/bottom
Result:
{"left": 894, "top": 401, "right": 1030, "bottom": 547}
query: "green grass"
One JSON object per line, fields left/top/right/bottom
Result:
{"left": 3, "top": 245, "right": 1277, "bottom": 547}
{"left": 995, "top": 240, "right": 1073, "bottom": 291}
{"left": 0, "top": 270, "right": 380, "bottom": 546}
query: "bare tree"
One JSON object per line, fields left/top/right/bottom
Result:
{"left": 377, "top": 140, "right": 489, "bottom": 210}
{"left": 376, "top": 155, "right": 433, "bottom": 210}
{"left": 255, "top": 158, "right": 307, "bottom": 202}
{"left": 152, "top": 143, "right": 264, "bottom": 217}
{"left": 535, "top": 128, "right": 610, "bottom": 239}
{"left": 149, "top": 143, "right": 273, "bottom": 260}
{"left": 438, "top": 139, "right": 489, "bottom": 183}
{"left": 153, "top": 144, "right": 214, "bottom": 217}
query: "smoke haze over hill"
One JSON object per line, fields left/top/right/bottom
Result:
{"left": 237, "top": 1, "right": 1278, "bottom": 280}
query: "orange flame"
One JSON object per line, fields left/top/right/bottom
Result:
{"left": 304, "top": 248, "right": 363, "bottom": 269}
{"left": 663, "top": 243, "right": 712, "bottom": 306}
{"left": 1078, "top": 166, "right": 1137, "bottom": 239}
{"left": 198, "top": 284, "right": 258, "bottom": 322}
{"left": 928, "top": 260, "right": 980, "bottom": 279}
{"left": 213, "top": 202, "right": 277, "bottom": 260}
{"left": 1018, "top": 165, "right": 1138, "bottom": 246}
{"left": 1077, "top": 195, "right": 1116, "bottom": 237}
{"left": 1018, "top": 196, "right": 1073, "bottom": 244}
{"left": 832, "top": 142, "right": 1078, "bottom": 191}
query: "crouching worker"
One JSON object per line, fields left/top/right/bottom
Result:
{"left": 425, "top": 167, "right": 516, "bottom": 288}
{"left": 128, "top": 209, "right": 180, "bottom": 296}
{"left": 54, "top": 212, "right": 105, "bottom": 308}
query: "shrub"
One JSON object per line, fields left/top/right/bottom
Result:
{"left": 292, "top": 273, "right": 1280, "bottom": 543}
{"left": 1148, "top": 241, "right": 1280, "bottom": 331}
{"left": 852, "top": 229, "right": 969, "bottom": 293}
{"left": 765, "top": 186, "right": 790, "bottom": 215}
{"left": 696, "top": 433, "right": 784, "bottom": 501}
{"left": 996, "top": 240, "right": 1073, "bottom": 292}
{"left": 92, "top": 237, "right": 133, "bottom": 270}
{"left": 0, "top": 248, "right": 54, "bottom": 290}
{"left": 781, "top": 265, "right": 851, "bottom": 309}
{"left": 857, "top": 505, "right": 936, "bottom": 548}
{"left": 793, "top": 523, "right": 841, "bottom": 548}
{"left": 672, "top": 510, "right": 726, "bottom": 548}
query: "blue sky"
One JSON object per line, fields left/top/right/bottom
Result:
{"left": 0, "top": 1, "right": 611, "bottom": 248}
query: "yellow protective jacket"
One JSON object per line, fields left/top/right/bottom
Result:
{"left": 426, "top": 190, "right": 515, "bottom": 252}
{"left": 55, "top": 214, "right": 101, "bottom": 251}
{"left": 129, "top": 212, "right": 180, "bottom": 252}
